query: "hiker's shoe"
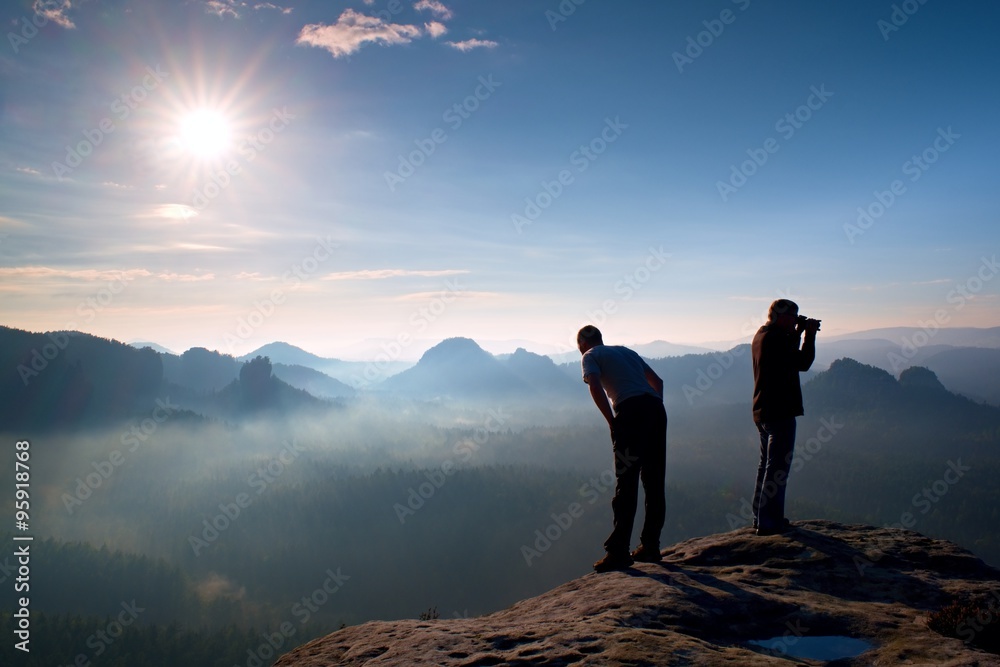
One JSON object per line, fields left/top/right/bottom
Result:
{"left": 593, "top": 552, "right": 633, "bottom": 572}
{"left": 630, "top": 544, "right": 662, "bottom": 563}
{"left": 756, "top": 520, "right": 794, "bottom": 536}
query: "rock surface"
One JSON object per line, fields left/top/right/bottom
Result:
{"left": 274, "top": 520, "right": 1000, "bottom": 666}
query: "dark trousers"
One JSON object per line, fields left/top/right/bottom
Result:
{"left": 605, "top": 394, "right": 667, "bottom": 555}
{"left": 752, "top": 418, "right": 796, "bottom": 530}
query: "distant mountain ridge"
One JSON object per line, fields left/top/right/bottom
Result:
{"left": 239, "top": 341, "right": 410, "bottom": 386}
{"left": 823, "top": 325, "right": 1000, "bottom": 348}
{"left": 379, "top": 337, "right": 580, "bottom": 401}
{"left": 3, "top": 324, "right": 999, "bottom": 432}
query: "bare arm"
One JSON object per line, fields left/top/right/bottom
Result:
{"left": 644, "top": 366, "right": 663, "bottom": 397}
{"left": 586, "top": 374, "right": 615, "bottom": 431}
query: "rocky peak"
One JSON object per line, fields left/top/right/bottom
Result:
{"left": 274, "top": 520, "right": 1000, "bottom": 665}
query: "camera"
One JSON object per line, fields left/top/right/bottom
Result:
{"left": 796, "top": 315, "right": 821, "bottom": 332}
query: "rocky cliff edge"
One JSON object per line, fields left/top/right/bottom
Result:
{"left": 274, "top": 520, "right": 1000, "bottom": 666}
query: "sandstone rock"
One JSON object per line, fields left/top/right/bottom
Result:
{"left": 275, "top": 520, "right": 1000, "bottom": 666}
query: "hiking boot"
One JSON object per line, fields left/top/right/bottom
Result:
{"left": 630, "top": 544, "right": 662, "bottom": 563}
{"left": 593, "top": 552, "right": 633, "bottom": 572}
{"left": 756, "top": 520, "right": 794, "bottom": 536}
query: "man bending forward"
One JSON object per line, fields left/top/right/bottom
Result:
{"left": 577, "top": 325, "right": 667, "bottom": 572}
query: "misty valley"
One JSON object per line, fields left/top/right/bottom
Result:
{"left": 2, "top": 325, "right": 1000, "bottom": 666}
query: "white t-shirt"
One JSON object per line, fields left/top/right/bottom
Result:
{"left": 581, "top": 345, "right": 658, "bottom": 411}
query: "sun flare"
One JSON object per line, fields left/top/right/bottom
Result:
{"left": 177, "top": 109, "right": 232, "bottom": 160}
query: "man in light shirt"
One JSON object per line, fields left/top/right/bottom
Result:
{"left": 578, "top": 325, "right": 667, "bottom": 572}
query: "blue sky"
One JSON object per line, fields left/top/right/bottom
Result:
{"left": 1, "top": 0, "right": 998, "bottom": 359}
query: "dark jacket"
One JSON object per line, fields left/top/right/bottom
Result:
{"left": 751, "top": 324, "right": 816, "bottom": 422}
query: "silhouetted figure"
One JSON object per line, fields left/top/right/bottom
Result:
{"left": 751, "top": 299, "right": 819, "bottom": 535}
{"left": 577, "top": 325, "right": 667, "bottom": 571}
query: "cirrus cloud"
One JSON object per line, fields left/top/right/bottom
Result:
{"left": 446, "top": 38, "right": 498, "bottom": 52}
{"left": 320, "top": 268, "right": 469, "bottom": 281}
{"left": 414, "top": 0, "right": 453, "bottom": 20}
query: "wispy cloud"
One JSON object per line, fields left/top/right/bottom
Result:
{"left": 0, "top": 266, "right": 215, "bottom": 282}
{"left": 156, "top": 272, "right": 216, "bottom": 282}
{"left": 425, "top": 21, "right": 447, "bottom": 39}
{"left": 204, "top": 0, "right": 291, "bottom": 19}
{"left": 234, "top": 271, "right": 270, "bottom": 281}
{"left": 253, "top": 2, "right": 292, "bottom": 14}
{"left": 0, "top": 215, "right": 30, "bottom": 230}
{"left": 15, "top": 166, "right": 42, "bottom": 176}
{"left": 204, "top": 0, "right": 240, "bottom": 18}
{"left": 33, "top": 0, "right": 75, "bottom": 29}
{"left": 446, "top": 38, "right": 498, "bottom": 52}
{"left": 414, "top": 1, "right": 453, "bottom": 20}
{"left": 321, "top": 268, "right": 469, "bottom": 281}
{"left": 0, "top": 266, "right": 147, "bottom": 281}
{"left": 143, "top": 204, "right": 198, "bottom": 220}
{"left": 395, "top": 289, "right": 494, "bottom": 301}
{"left": 297, "top": 9, "right": 422, "bottom": 58}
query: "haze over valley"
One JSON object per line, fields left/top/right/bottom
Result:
{"left": 3, "top": 323, "right": 1000, "bottom": 663}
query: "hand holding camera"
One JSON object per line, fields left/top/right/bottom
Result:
{"left": 796, "top": 315, "right": 821, "bottom": 334}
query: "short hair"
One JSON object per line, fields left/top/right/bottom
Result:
{"left": 768, "top": 299, "right": 799, "bottom": 322}
{"left": 577, "top": 325, "right": 603, "bottom": 346}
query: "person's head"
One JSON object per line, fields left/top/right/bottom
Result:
{"left": 767, "top": 299, "right": 799, "bottom": 332}
{"left": 576, "top": 325, "right": 603, "bottom": 354}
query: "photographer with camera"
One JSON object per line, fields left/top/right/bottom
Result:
{"left": 750, "top": 299, "right": 820, "bottom": 536}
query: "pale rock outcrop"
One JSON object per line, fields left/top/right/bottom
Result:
{"left": 275, "top": 520, "right": 1000, "bottom": 666}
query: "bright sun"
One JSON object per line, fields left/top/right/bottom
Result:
{"left": 177, "top": 109, "right": 232, "bottom": 160}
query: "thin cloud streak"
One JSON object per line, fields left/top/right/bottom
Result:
{"left": 0, "top": 267, "right": 215, "bottom": 282}
{"left": 446, "top": 38, "right": 498, "bottom": 52}
{"left": 321, "top": 269, "right": 469, "bottom": 281}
